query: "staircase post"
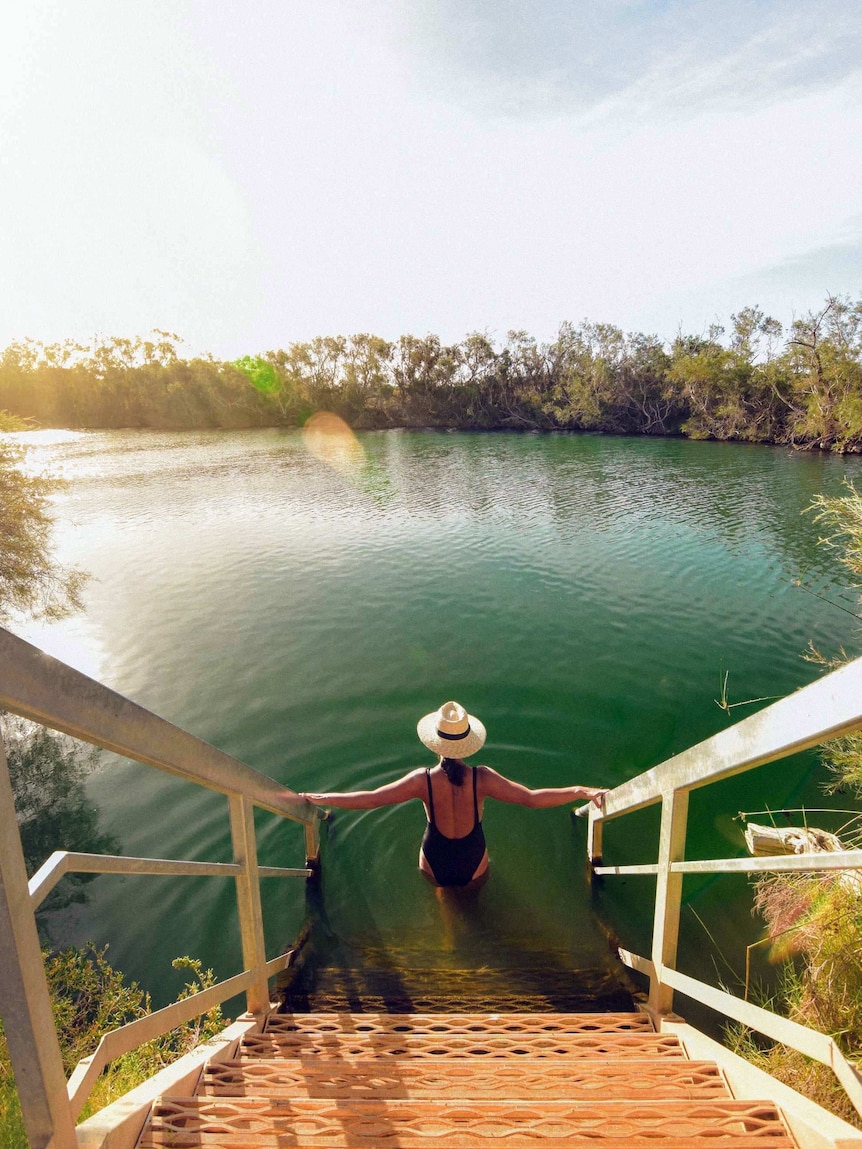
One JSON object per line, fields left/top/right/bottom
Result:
{"left": 649, "top": 787, "right": 689, "bottom": 1016}
{"left": 586, "top": 806, "right": 603, "bottom": 867}
{"left": 0, "top": 733, "right": 78, "bottom": 1149}
{"left": 228, "top": 794, "right": 269, "bottom": 1017}
{"left": 304, "top": 818, "right": 320, "bottom": 871}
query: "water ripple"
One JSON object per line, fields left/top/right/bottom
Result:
{"left": 20, "top": 428, "right": 862, "bottom": 1002}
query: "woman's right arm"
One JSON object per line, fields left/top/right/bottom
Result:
{"left": 297, "top": 768, "right": 426, "bottom": 810}
{"left": 479, "top": 766, "right": 608, "bottom": 809}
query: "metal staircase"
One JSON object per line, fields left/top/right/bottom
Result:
{"left": 4, "top": 628, "right": 862, "bottom": 1148}
{"left": 140, "top": 1010, "right": 795, "bottom": 1147}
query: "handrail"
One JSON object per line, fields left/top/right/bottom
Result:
{"left": 595, "top": 849, "right": 862, "bottom": 877}
{"left": 0, "top": 628, "right": 326, "bottom": 1149}
{"left": 29, "top": 850, "right": 312, "bottom": 910}
{"left": 617, "top": 950, "right": 862, "bottom": 1116}
{"left": 0, "top": 628, "right": 321, "bottom": 824}
{"left": 580, "top": 653, "right": 862, "bottom": 1122}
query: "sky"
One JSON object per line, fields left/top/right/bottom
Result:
{"left": 0, "top": 0, "right": 859, "bottom": 358}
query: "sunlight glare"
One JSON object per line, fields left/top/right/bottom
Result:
{"left": 22, "top": 620, "right": 106, "bottom": 685}
{"left": 301, "top": 412, "right": 365, "bottom": 476}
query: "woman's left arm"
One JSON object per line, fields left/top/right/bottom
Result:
{"left": 479, "top": 767, "right": 608, "bottom": 809}
{"left": 298, "top": 768, "right": 426, "bottom": 810}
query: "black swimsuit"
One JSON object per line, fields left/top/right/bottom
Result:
{"left": 421, "top": 767, "right": 487, "bottom": 887}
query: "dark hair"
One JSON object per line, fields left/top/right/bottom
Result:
{"left": 440, "top": 756, "right": 466, "bottom": 786}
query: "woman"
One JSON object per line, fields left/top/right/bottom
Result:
{"left": 300, "top": 701, "right": 609, "bottom": 889}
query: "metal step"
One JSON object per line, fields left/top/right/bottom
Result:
{"left": 239, "top": 1027, "right": 686, "bottom": 1061}
{"left": 198, "top": 1057, "right": 730, "bottom": 1101}
{"left": 140, "top": 1009, "right": 795, "bottom": 1148}
{"left": 263, "top": 1010, "right": 653, "bottom": 1035}
{"left": 142, "top": 1096, "right": 794, "bottom": 1147}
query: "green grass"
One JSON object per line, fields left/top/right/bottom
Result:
{"left": 0, "top": 949, "right": 224, "bottom": 1146}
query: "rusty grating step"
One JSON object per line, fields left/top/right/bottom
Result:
{"left": 239, "top": 1028, "right": 686, "bottom": 1060}
{"left": 263, "top": 1010, "right": 654, "bottom": 1035}
{"left": 140, "top": 1011, "right": 795, "bottom": 1148}
{"left": 142, "top": 1096, "right": 794, "bottom": 1147}
{"left": 198, "top": 1056, "right": 730, "bottom": 1101}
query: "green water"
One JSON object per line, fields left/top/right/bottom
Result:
{"left": 17, "top": 428, "right": 862, "bottom": 1008}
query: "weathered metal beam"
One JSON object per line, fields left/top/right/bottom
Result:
{"left": 648, "top": 791, "right": 689, "bottom": 1015}
{"left": 594, "top": 863, "right": 660, "bottom": 875}
{"left": 660, "top": 1018, "right": 862, "bottom": 1149}
{"left": 0, "top": 627, "right": 319, "bottom": 825}
{"left": 258, "top": 865, "right": 312, "bottom": 878}
{"left": 28, "top": 851, "right": 243, "bottom": 909}
{"left": 596, "top": 850, "right": 862, "bottom": 876}
{"left": 304, "top": 817, "right": 320, "bottom": 868}
{"left": 74, "top": 1017, "right": 260, "bottom": 1149}
{"left": 618, "top": 947, "right": 654, "bottom": 978}
{"left": 586, "top": 806, "right": 603, "bottom": 867}
{"left": 671, "top": 851, "right": 862, "bottom": 875}
{"left": 229, "top": 794, "right": 269, "bottom": 1017}
{"left": 618, "top": 949, "right": 862, "bottom": 1118}
{"left": 27, "top": 851, "right": 312, "bottom": 910}
{"left": 0, "top": 739, "right": 78, "bottom": 1149}
{"left": 666, "top": 964, "right": 862, "bottom": 1102}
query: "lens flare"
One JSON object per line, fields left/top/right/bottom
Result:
{"left": 301, "top": 412, "right": 365, "bottom": 475}
{"left": 232, "top": 356, "right": 281, "bottom": 394}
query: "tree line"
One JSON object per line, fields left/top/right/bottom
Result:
{"left": 1, "top": 295, "right": 861, "bottom": 450}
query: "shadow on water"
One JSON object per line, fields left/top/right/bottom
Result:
{"left": 279, "top": 846, "right": 638, "bottom": 1014}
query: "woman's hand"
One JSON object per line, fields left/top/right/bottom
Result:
{"left": 583, "top": 787, "right": 609, "bottom": 809}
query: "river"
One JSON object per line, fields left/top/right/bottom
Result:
{"left": 13, "top": 427, "right": 862, "bottom": 1010}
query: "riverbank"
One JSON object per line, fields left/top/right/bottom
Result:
{"left": 2, "top": 295, "right": 860, "bottom": 450}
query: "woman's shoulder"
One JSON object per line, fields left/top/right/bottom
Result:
{"left": 473, "top": 763, "right": 497, "bottom": 787}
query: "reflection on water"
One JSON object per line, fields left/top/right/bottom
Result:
{"left": 2, "top": 718, "right": 119, "bottom": 929}
{"left": 18, "top": 429, "right": 862, "bottom": 1007}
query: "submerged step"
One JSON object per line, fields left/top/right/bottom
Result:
{"left": 199, "top": 1056, "right": 730, "bottom": 1101}
{"left": 280, "top": 964, "right": 636, "bottom": 1014}
{"left": 142, "top": 1096, "right": 794, "bottom": 1147}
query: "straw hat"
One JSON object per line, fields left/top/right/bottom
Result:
{"left": 417, "top": 701, "right": 486, "bottom": 758}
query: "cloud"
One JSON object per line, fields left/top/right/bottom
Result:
{"left": 402, "top": 0, "right": 862, "bottom": 119}
{"left": 727, "top": 237, "right": 862, "bottom": 311}
{"left": 617, "top": 230, "right": 861, "bottom": 345}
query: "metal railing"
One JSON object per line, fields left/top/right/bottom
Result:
{"left": 577, "top": 653, "right": 862, "bottom": 1118}
{"left": 0, "top": 627, "right": 325, "bottom": 1149}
